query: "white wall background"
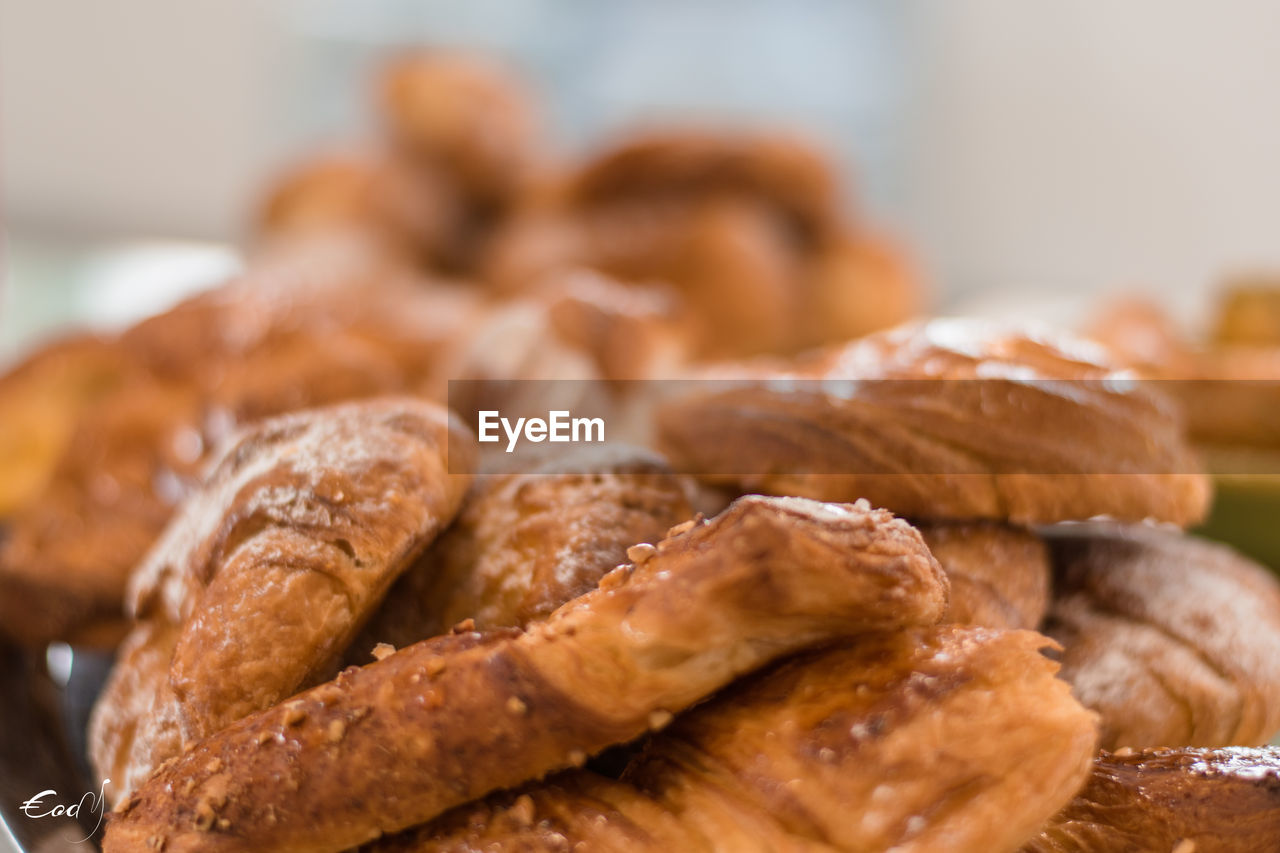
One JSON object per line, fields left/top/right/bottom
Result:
{"left": 906, "top": 1, "right": 1280, "bottom": 315}
{"left": 0, "top": 0, "right": 286, "bottom": 240}
{"left": 3, "top": 0, "right": 1280, "bottom": 313}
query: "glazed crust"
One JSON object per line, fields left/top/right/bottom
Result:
{"left": 353, "top": 445, "right": 695, "bottom": 656}
{"left": 89, "top": 398, "right": 473, "bottom": 802}
{"left": 1024, "top": 747, "right": 1280, "bottom": 853}
{"left": 918, "top": 520, "right": 1050, "bottom": 629}
{"left": 656, "top": 318, "right": 1211, "bottom": 526}
{"left": 371, "top": 626, "right": 1098, "bottom": 853}
{"left": 103, "top": 495, "right": 948, "bottom": 853}
{"left": 1044, "top": 524, "right": 1280, "bottom": 749}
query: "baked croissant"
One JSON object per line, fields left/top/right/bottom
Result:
{"left": 90, "top": 398, "right": 473, "bottom": 803}
{"left": 103, "top": 495, "right": 948, "bottom": 853}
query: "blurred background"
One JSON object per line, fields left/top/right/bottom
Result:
{"left": 4, "top": 0, "right": 1280, "bottom": 360}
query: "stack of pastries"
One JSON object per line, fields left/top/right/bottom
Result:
{"left": 0, "top": 52, "right": 1277, "bottom": 853}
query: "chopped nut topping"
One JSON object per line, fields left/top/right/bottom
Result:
{"left": 666, "top": 518, "right": 697, "bottom": 538}
{"left": 194, "top": 801, "right": 216, "bottom": 832}
{"left": 371, "top": 642, "right": 396, "bottom": 661}
{"left": 451, "top": 618, "right": 477, "bottom": 634}
{"left": 256, "top": 730, "right": 275, "bottom": 746}
{"left": 648, "top": 709, "right": 673, "bottom": 730}
{"left": 1112, "top": 746, "right": 1136, "bottom": 757}
{"left": 327, "top": 719, "right": 347, "bottom": 743}
{"left": 1172, "top": 841, "right": 1196, "bottom": 853}
{"left": 216, "top": 818, "right": 231, "bottom": 831}
{"left": 626, "top": 543, "right": 657, "bottom": 564}
{"left": 283, "top": 703, "right": 307, "bottom": 726}
{"left": 510, "top": 793, "right": 536, "bottom": 827}
{"left": 598, "top": 565, "right": 633, "bottom": 591}
{"left": 424, "top": 657, "right": 447, "bottom": 677}
{"left": 506, "top": 696, "right": 529, "bottom": 715}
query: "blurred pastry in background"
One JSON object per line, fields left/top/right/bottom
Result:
{"left": 257, "top": 52, "right": 541, "bottom": 276}
{"left": 0, "top": 332, "right": 134, "bottom": 518}
{"left": 0, "top": 266, "right": 483, "bottom": 649}
{"left": 1085, "top": 284, "right": 1280, "bottom": 568}
{"left": 486, "top": 131, "right": 921, "bottom": 358}
{"left": 1043, "top": 524, "right": 1280, "bottom": 750}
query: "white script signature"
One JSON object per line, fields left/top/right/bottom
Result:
{"left": 19, "top": 779, "right": 110, "bottom": 843}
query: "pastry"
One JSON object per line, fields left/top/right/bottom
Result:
{"left": 372, "top": 626, "right": 1098, "bottom": 853}
{"left": 1025, "top": 747, "right": 1280, "bottom": 852}
{"left": 89, "top": 397, "right": 474, "bottom": 802}
{"left": 485, "top": 131, "right": 918, "bottom": 357}
{"left": 352, "top": 444, "right": 695, "bottom": 656}
{"left": 657, "top": 318, "right": 1210, "bottom": 526}
{"left": 918, "top": 520, "right": 1050, "bottom": 629}
{"left": 1044, "top": 524, "right": 1280, "bottom": 749}
{"left": 103, "top": 495, "right": 948, "bottom": 853}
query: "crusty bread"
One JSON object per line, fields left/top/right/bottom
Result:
{"left": 1044, "top": 524, "right": 1280, "bottom": 749}
{"left": 1025, "top": 747, "right": 1280, "bottom": 852}
{"left": 103, "top": 495, "right": 947, "bottom": 853}
{"left": 919, "top": 520, "right": 1050, "bottom": 629}
{"left": 90, "top": 397, "right": 473, "bottom": 804}
{"left": 657, "top": 318, "right": 1210, "bottom": 526}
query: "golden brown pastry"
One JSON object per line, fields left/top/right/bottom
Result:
{"left": 1212, "top": 276, "right": 1280, "bottom": 346}
{"left": 372, "top": 626, "right": 1098, "bottom": 853}
{"left": 657, "top": 318, "right": 1211, "bottom": 526}
{"left": 0, "top": 379, "right": 204, "bottom": 647}
{"left": 353, "top": 445, "right": 696, "bottom": 656}
{"left": 377, "top": 52, "right": 538, "bottom": 210}
{"left": 0, "top": 332, "right": 133, "bottom": 518}
{"left": 1024, "top": 747, "right": 1280, "bottom": 853}
{"left": 918, "top": 520, "right": 1050, "bottom": 629}
{"left": 89, "top": 398, "right": 474, "bottom": 802}
{"left": 1044, "top": 524, "right": 1280, "bottom": 749}
{"left": 0, "top": 271, "right": 480, "bottom": 647}
{"left": 254, "top": 150, "right": 463, "bottom": 269}
{"left": 485, "top": 130, "right": 919, "bottom": 358}
{"left": 541, "top": 271, "right": 689, "bottom": 382}
{"left": 563, "top": 131, "right": 841, "bottom": 242}
{"left": 103, "top": 495, "right": 949, "bottom": 853}
{"left": 799, "top": 230, "right": 923, "bottom": 350}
